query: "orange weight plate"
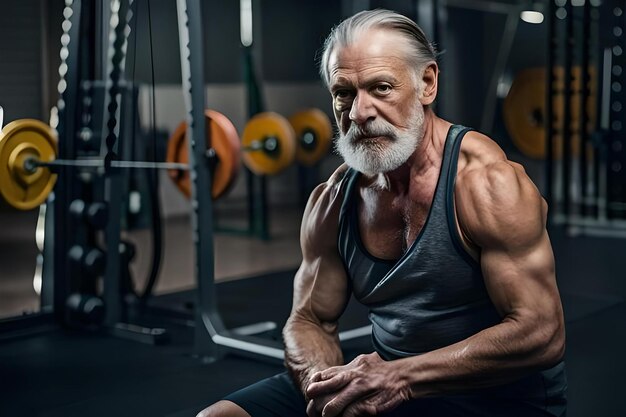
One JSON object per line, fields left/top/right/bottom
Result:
{"left": 241, "top": 112, "right": 296, "bottom": 175}
{"left": 166, "top": 110, "right": 241, "bottom": 199}
{"left": 503, "top": 67, "right": 547, "bottom": 159}
{"left": 289, "top": 108, "right": 333, "bottom": 167}
{"left": 503, "top": 66, "right": 597, "bottom": 159}
{"left": 0, "top": 119, "right": 57, "bottom": 210}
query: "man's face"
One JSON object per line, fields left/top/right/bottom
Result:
{"left": 327, "top": 29, "right": 425, "bottom": 176}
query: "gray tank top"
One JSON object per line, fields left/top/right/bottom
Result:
{"left": 338, "top": 125, "right": 502, "bottom": 357}
{"left": 337, "top": 125, "right": 566, "bottom": 412}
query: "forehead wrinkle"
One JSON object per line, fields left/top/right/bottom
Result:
{"left": 329, "top": 59, "right": 409, "bottom": 88}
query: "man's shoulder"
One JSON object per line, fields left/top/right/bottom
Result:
{"left": 458, "top": 130, "right": 507, "bottom": 171}
{"left": 327, "top": 163, "right": 351, "bottom": 186}
{"left": 454, "top": 132, "right": 545, "bottom": 248}
{"left": 456, "top": 130, "right": 534, "bottom": 191}
{"left": 304, "top": 164, "right": 350, "bottom": 226}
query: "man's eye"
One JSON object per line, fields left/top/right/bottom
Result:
{"left": 375, "top": 84, "right": 392, "bottom": 94}
{"left": 334, "top": 90, "right": 352, "bottom": 99}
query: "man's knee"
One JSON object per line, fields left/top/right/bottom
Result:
{"left": 196, "top": 400, "right": 251, "bottom": 417}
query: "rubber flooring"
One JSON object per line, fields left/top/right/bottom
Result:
{"left": 0, "top": 269, "right": 625, "bottom": 417}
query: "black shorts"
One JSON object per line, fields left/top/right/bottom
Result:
{"left": 224, "top": 372, "right": 566, "bottom": 417}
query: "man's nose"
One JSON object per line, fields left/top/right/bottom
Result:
{"left": 349, "top": 93, "right": 376, "bottom": 125}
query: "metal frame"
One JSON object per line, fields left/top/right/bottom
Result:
{"left": 178, "top": 0, "right": 371, "bottom": 362}
{"left": 547, "top": 0, "right": 626, "bottom": 237}
{"left": 1, "top": 0, "right": 372, "bottom": 357}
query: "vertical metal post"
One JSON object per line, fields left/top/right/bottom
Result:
{"left": 591, "top": 2, "right": 602, "bottom": 219}
{"left": 480, "top": 7, "right": 520, "bottom": 134}
{"left": 416, "top": 0, "right": 437, "bottom": 42}
{"left": 242, "top": 30, "right": 270, "bottom": 240}
{"left": 562, "top": 0, "right": 574, "bottom": 219}
{"left": 102, "top": 0, "right": 133, "bottom": 326}
{"left": 53, "top": 0, "right": 82, "bottom": 324}
{"left": 580, "top": 0, "right": 591, "bottom": 216}
{"left": 546, "top": 0, "right": 556, "bottom": 219}
{"left": 176, "top": 0, "right": 225, "bottom": 358}
{"left": 416, "top": 0, "right": 441, "bottom": 113}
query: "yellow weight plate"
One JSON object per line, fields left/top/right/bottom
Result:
{"left": 503, "top": 66, "right": 596, "bottom": 159}
{"left": 503, "top": 67, "right": 546, "bottom": 159}
{"left": 289, "top": 108, "right": 333, "bottom": 167}
{"left": 166, "top": 109, "right": 241, "bottom": 199}
{"left": 242, "top": 112, "right": 296, "bottom": 175}
{"left": 0, "top": 119, "right": 57, "bottom": 210}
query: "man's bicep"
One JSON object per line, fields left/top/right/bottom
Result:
{"left": 292, "top": 174, "right": 350, "bottom": 326}
{"left": 459, "top": 161, "right": 561, "bottom": 320}
{"left": 292, "top": 253, "right": 350, "bottom": 326}
{"left": 480, "top": 234, "right": 559, "bottom": 321}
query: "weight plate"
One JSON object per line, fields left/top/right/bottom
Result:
{"left": 241, "top": 112, "right": 296, "bottom": 175}
{"left": 0, "top": 119, "right": 57, "bottom": 210}
{"left": 166, "top": 110, "right": 241, "bottom": 199}
{"left": 289, "top": 108, "right": 333, "bottom": 167}
{"left": 504, "top": 66, "right": 596, "bottom": 159}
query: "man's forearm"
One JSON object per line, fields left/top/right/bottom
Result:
{"left": 400, "top": 317, "right": 564, "bottom": 398}
{"left": 283, "top": 316, "right": 344, "bottom": 397}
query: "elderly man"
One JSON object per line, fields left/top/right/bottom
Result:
{"left": 199, "top": 9, "right": 567, "bottom": 417}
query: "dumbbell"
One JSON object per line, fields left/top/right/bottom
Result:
{"left": 66, "top": 293, "right": 105, "bottom": 325}
{"left": 70, "top": 199, "right": 109, "bottom": 229}
{"left": 68, "top": 245, "right": 106, "bottom": 278}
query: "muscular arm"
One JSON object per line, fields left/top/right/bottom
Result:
{"left": 307, "top": 159, "right": 566, "bottom": 416}
{"left": 399, "top": 160, "right": 565, "bottom": 396}
{"left": 283, "top": 170, "right": 351, "bottom": 397}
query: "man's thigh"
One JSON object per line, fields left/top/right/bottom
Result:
{"left": 224, "top": 372, "right": 307, "bottom": 417}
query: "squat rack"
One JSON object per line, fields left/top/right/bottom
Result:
{"left": 0, "top": 0, "right": 371, "bottom": 362}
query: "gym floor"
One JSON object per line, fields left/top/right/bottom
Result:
{"left": 1, "top": 206, "right": 626, "bottom": 417}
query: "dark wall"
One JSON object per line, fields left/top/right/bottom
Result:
{"left": 127, "top": 0, "right": 341, "bottom": 84}
{"left": 261, "top": 1, "right": 341, "bottom": 82}
{"left": 0, "top": 0, "right": 45, "bottom": 123}
{"left": 438, "top": 7, "right": 490, "bottom": 128}
{"left": 6, "top": 1, "right": 549, "bottom": 137}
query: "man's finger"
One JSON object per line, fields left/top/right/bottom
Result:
{"left": 306, "top": 373, "right": 350, "bottom": 398}
{"left": 315, "top": 364, "right": 345, "bottom": 381}
{"left": 320, "top": 383, "right": 373, "bottom": 417}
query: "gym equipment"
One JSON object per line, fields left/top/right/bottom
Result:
{"left": 68, "top": 245, "right": 107, "bottom": 278}
{"left": 166, "top": 109, "right": 241, "bottom": 199}
{"left": 0, "top": 118, "right": 197, "bottom": 211}
{"left": 504, "top": 66, "right": 597, "bottom": 159}
{"left": 70, "top": 200, "right": 109, "bottom": 229}
{"left": 0, "top": 119, "right": 58, "bottom": 210}
{"left": 289, "top": 108, "right": 333, "bottom": 167}
{"left": 66, "top": 293, "right": 105, "bottom": 325}
{"left": 543, "top": 0, "right": 626, "bottom": 236}
{"left": 241, "top": 112, "right": 296, "bottom": 175}
{"left": 1, "top": 0, "right": 370, "bottom": 366}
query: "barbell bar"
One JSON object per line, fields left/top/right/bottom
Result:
{"left": 25, "top": 158, "right": 190, "bottom": 172}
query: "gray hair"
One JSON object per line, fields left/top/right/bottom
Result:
{"left": 319, "top": 9, "right": 438, "bottom": 87}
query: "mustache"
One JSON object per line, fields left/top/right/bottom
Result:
{"left": 344, "top": 121, "right": 397, "bottom": 142}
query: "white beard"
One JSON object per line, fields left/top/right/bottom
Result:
{"left": 335, "top": 105, "right": 425, "bottom": 176}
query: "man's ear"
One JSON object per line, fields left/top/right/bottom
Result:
{"left": 419, "top": 62, "right": 438, "bottom": 106}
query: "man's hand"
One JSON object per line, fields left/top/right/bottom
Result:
{"left": 305, "top": 352, "right": 412, "bottom": 417}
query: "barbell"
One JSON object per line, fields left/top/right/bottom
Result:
{"left": 0, "top": 119, "right": 58, "bottom": 210}
{"left": 166, "top": 108, "right": 333, "bottom": 199}
{"left": 289, "top": 108, "right": 333, "bottom": 167}
{"left": 166, "top": 109, "right": 242, "bottom": 199}
{"left": 0, "top": 108, "right": 334, "bottom": 210}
